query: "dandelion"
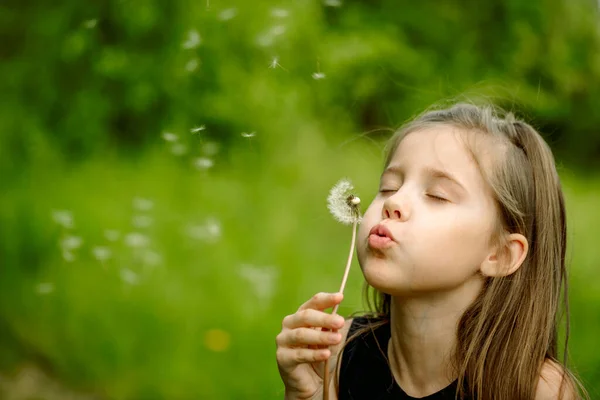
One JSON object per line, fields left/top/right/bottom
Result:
{"left": 124, "top": 232, "right": 150, "bottom": 248}
{"left": 92, "top": 246, "right": 112, "bottom": 262}
{"left": 241, "top": 131, "right": 256, "bottom": 138}
{"left": 312, "top": 72, "right": 326, "bottom": 80}
{"left": 218, "top": 7, "right": 237, "bottom": 21}
{"left": 323, "top": 178, "right": 362, "bottom": 399}
{"left": 51, "top": 210, "right": 74, "bottom": 229}
{"left": 191, "top": 125, "right": 206, "bottom": 134}
{"left": 193, "top": 157, "right": 214, "bottom": 170}
{"left": 104, "top": 229, "right": 121, "bottom": 242}
{"left": 182, "top": 29, "right": 201, "bottom": 49}
{"left": 120, "top": 268, "right": 139, "bottom": 285}
{"left": 36, "top": 283, "right": 54, "bottom": 295}
{"left": 133, "top": 197, "right": 154, "bottom": 212}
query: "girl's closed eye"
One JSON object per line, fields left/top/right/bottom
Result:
{"left": 425, "top": 192, "right": 449, "bottom": 203}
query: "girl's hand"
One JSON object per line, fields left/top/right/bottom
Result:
{"left": 276, "top": 292, "right": 346, "bottom": 400}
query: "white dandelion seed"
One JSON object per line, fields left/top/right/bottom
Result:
{"left": 327, "top": 179, "right": 362, "bottom": 225}
{"left": 312, "top": 72, "right": 326, "bottom": 80}
{"left": 36, "top": 283, "right": 55, "bottom": 295}
{"left": 171, "top": 143, "right": 188, "bottom": 156}
{"left": 241, "top": 131, "right": 256, "bottom": 138}
{"left": 104, "top": 229, "right": 121, "bottom": 242}
{"left": 51, "top": 210, "right": 74, "bottom": 229}
{"left": 185, "top": 58, "right": 199, "bottom": 72}
{"left": 61, "top": 235, "right": 83, "bottom": 250}
{"left": 186, "top": 218, "right": 222, "bottom": 243}
{"left": 256, "top": 33, "right": 274, "bottom": 47}
{"left": 191, "top": 125, "right": 206, "bottom": 133}
{"left": 62, "top": 250, "right": 75, "bottom": 262}
{"left": 218, "top": 8, "right": 237, "bottom": 21}
{"left": 124, "top": 232, "right": 150, "bottom": 248}
{"left": 161, "top": 132, "right": 178, "bottom": 142}
{"left": 193, "top": 157, "right": 214, "bottom": 170}
{"left": 92, "top": 246, "right": 112, "bottom": 262}
{"left": 182, "top": 29, "right": 201, "bottom": 49}
{"left": 269, "top": 25, "right": 286, "bottom": 36}
{"left": 133, "top": 197, "right": 154, "bottom": 212}
{"left": 120, "top": 268, "right": 139, "bottom": 285}
{"left": 268, "top": 56, "right": 283, "bottom": 69}
{"left": 132, "top": 215, "right": 153, "bottom": 229}
{"left": 324, "top": 0, "right": 342, "bottom": 6}
{"left": 83, "top": 19, "right": 97, "bottom": 29}
{"left": 239, "top": 264, "right": 279, "bottom": 302}
{"left": 141, "top": 250, "right": 162, "bottom": 267}
{"left": 270, "top": 8, "right": 289, "bottom": 18}
{"left": 201, "top": 141, "right": 219, "bottom": 156}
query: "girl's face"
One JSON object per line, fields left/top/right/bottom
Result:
{"left": 357, "top": 126, "right": 498, "bottom": 296}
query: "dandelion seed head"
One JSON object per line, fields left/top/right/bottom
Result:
{"left": 327, "top": 179, "right": 362, "bottom": 225}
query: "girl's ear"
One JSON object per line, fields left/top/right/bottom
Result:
{"left": 480, "top": 233, "right": 529, "bottom": 277}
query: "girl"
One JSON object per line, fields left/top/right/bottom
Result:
{"left": 275, "top": 103, "right": 587, "bottom": 399}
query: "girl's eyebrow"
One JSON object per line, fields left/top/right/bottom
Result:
{"left": 383, "top": 165, "right": 467, "bottom": 193}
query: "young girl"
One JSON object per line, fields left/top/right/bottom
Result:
{"left": 275, "top": 103, "right": 587, "bottom": 400}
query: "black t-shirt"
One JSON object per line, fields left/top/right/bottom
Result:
{"left": 339, "top": 316, "right": 468, "bottom": 400}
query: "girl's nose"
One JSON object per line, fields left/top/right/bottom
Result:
{"left": 382, "top": 193, "right": 409, "bottom": 221}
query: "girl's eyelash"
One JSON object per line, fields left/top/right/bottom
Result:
{"left": 426, "top": 194, "right": 448, "bottom": 202}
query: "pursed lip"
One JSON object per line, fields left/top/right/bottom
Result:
{"left": 369, "top": 223, "right": 396, "bottom": 242}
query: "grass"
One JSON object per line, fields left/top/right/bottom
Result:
{"left": 0, "top": 137, "right": 599, "bottom": 398}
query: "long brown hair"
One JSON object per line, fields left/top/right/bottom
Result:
{"left": 334, "top": 102, "right": 588, "bottom": 399}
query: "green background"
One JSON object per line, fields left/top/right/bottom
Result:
{"left": 1, "top": 0, "right": 599, "bottom": 398}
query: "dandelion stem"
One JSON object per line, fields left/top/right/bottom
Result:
{"left": 323, "top": 219, "right": 358, "bottom": 400}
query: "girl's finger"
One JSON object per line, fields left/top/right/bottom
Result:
{"left": 282, "top": 309, "right": 345, "bottom": 330}
{"left": 277, "top": 327, "right": 342, "bottom": 347}
{"left": 276, "top": 347, "right": 331, "bottom": 369}
{"left": 298, "top": 292, "right": 343, "bottom": 312}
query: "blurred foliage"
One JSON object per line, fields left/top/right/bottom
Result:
{"left": 1, "top": 0, "right": 600, "bottom": 398}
